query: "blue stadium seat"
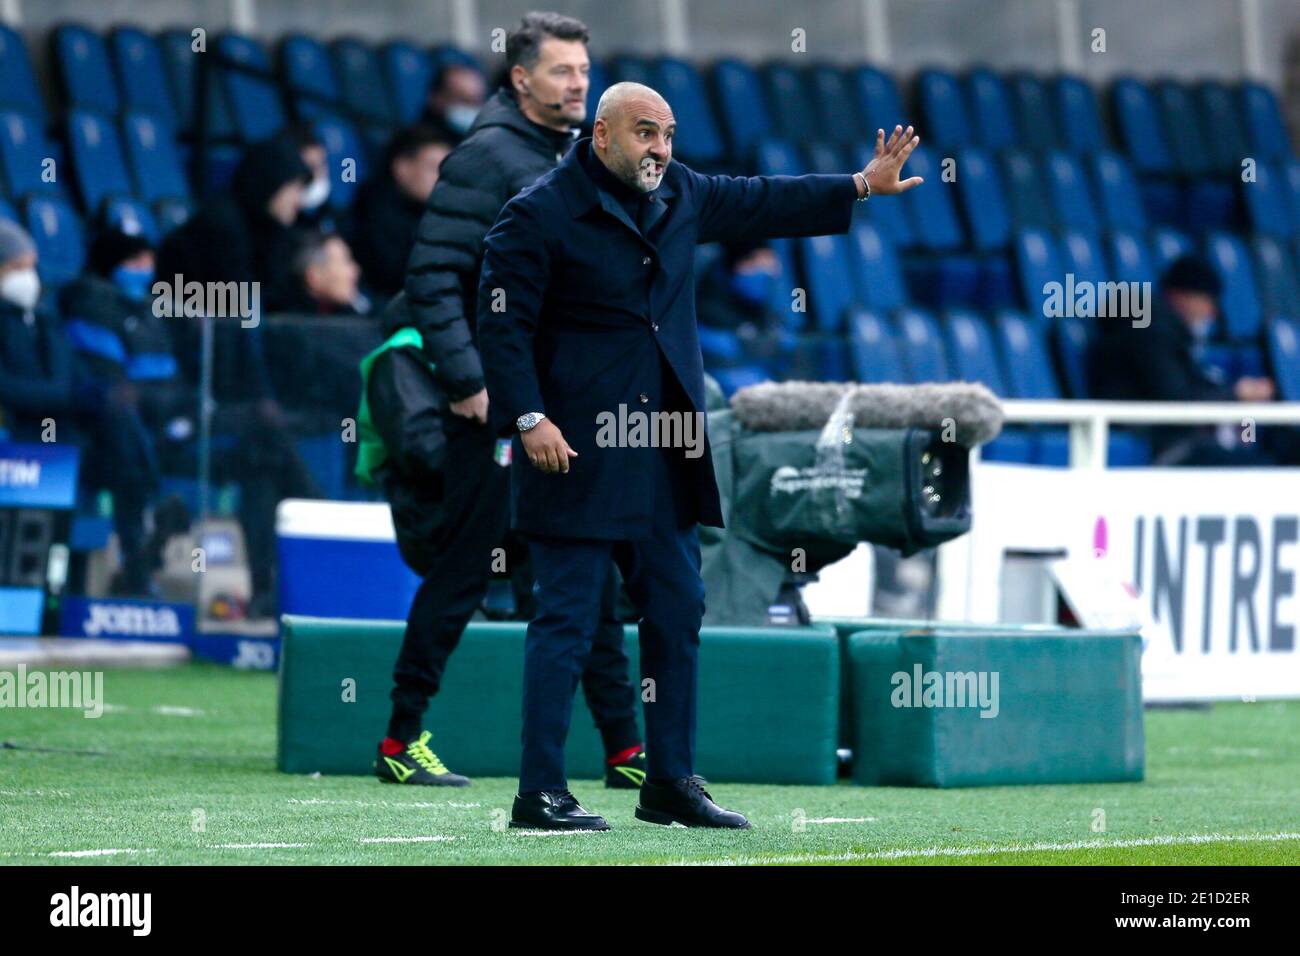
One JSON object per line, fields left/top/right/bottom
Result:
{"left": 609, "top": 55, "right": 653, "bottom": 86}
{"left": 900, "top": 145, "right": 964, "bottom": 251}
{"left": 1053, "top": 313, "right": 1092, "bottom": 398}
{"left": 0, "top": 196, "right": 15, "bottom": 222}
{"left": 1090, "top": 150, "right": 1147, "bottom": 231}
{"left": 943, "top": 309, "right": 1006, "bottom": 394}
{"left": 1149, "top": 227, "right": 1193, "bottom": 274}
{"left": 154, "top": 196, "right": 192, "bottom": 234}
{"left": 1267, "top": 316, "right": 1300, "bottom": 400}
{"left": 1154, "top": 80, "right": 1210, "bottom": 177}
{"left": 894, "top": 308, "right": 949, "bottom": 382}
{"left": 1000, "top": 149, "right": 1054, "bottom": 230}
{"left": 712, "top": 365, "right": 769, "bottom": 396}
{"left": 331, "top": 38, "right": 396, "bottom": 127}
{"left": 1008, "top": 73, "right": 1058, "bottom": 150}
{"left": 1241, "top": 82, "right": 1293, "bottom": 161}
{"left": 654, "top": 57, "right": 723, "bottom": 164}
{"left": 847, "top": 219, "right": 907, "bottom": 312}
{"left": 0, "top": 25, "right": 48, "bottom": 124}
{"left": 109, "top": 27, "right": 177, "bottom": 129}
{"left": 1053, "top": 75, "right": 1106, "bottom": 154}
{"left": 280, "top": 34, "right": 341, "bottom": 119}
{"left": 121, "top": 111, "right": 190, "bottom": 203}
{"left": 216, "top": 33, "right": 286, "bottom": 141}
{"left": 993, "top": 310, "right": 1062, "bottom": 399}
{"left": 0, "top": 110, "right": 63, "bottom": 201}
{"left": 1204, "top": 231, "right": 1263, "bottom": 341}
{"left": 1058, "top": 230, "right": 1109, "bottom": 293}
{"left": 712, "top": 59, "right": 773, "bottom": 160}
{"left": 51, "top": 24, "right": 120, "bottom": 116}
{"left": 24, "top": 195, "right": 85, "bottom": 288}
{"left": 380, "top": 41, "right": 433, "bottom": 125}
{"left": 807, "top": 64, "right": 860, "bottom": 144}
{"left": 762, "top": 63, "right": 819, "bottom": 147}
{"left": 102, "top": 197, "right": 161, "bottom": 244}
{"left": 848, "top": 308, "right": 906, "bottom": 383}
{"left": 1287, "top": 161, "right": 1300, "bottom": 236}
{"left": 158, "top": 28, "right": 236, "bottom": 139}
{"left": 66, "top": 109, "right": 135, "bottom": 215}
{"left": 754, "top": 139, "right": 803, "bottom": 176}
{"left": 313, "top": 115, "right": 367, "bottom": 210}
{"left": 804, "top": 141, "right": 845, "bottom": 175}
{"left": 916, "top": 68, "right": 971, "bottom": 149}
{"left": 953, "top": 147, "right": 1011, "bottom": 251}
{"left": 1242, "top": 160, "right": 1295, "bottom": 239}
{"left": 1110, "top": 77, "right": 1172, "bottom": 174}
{"left": 1043, "top": 150, "right": 1101, "bottom": 236}
{"left": 585, "top": 59, "right": 609, "bottom": 127}
{"left": 1013, "top": 227, "right": 1062, "bottom": 315}
{"left": 697, "top": 324, "right": 742, "bottom": 365}
{"left": 798, "top": 233, "right": 855, "bottom": 333}
{"left": 1197, "top": 80, "right": 1250, "bottom": 173}
{"left": 850, "top": 66, "right": 907, "bottom": 135}
{"left": 1106, "top": 229, "right": 1155, "bottom": 286}
{"left": 965, "top": 68, "right": 1018, "bottom": 148}
{"left": 1251, "top": 234, "right": 1300, "bottom": 321}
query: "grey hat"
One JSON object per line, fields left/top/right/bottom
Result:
{"left": 0, "top": 219, "right": 36, "bottom": 265}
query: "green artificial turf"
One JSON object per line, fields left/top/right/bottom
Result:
{"left": 1, "top": 664, "right": 1297, "bottom": 865}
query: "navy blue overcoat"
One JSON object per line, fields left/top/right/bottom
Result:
{"left": 478, "top": 138, "right": 856, "bottom": 540}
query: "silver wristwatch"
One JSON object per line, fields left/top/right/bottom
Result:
{"left": 516, "top": 412, "right": 546, "bottom": 432}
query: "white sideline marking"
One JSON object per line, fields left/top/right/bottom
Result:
{"left": 511, "top": 829, "right": 607, "bottom": 837}
{"left": 209, "top": 842, "right": 309, "bottom": 849}
{"left": 672, "top": 831, "right": 1300, "bottom": 866}
{"left": 48, "top": 848, "right": 142, "bottom": 858}
{"left": 286, "top": 798, "right": 461, "bottom": 809}
{"left": 153, "top": 705, "right": 205, "bottom": 717}
{"left": 359, "top": 836, "right": 457, "bottom": 844}
{"left": 805, "top": 817, "right": 877, "bottom": 825}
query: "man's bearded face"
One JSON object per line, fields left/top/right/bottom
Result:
{"left": 603, "top": 97, "right": 674, "bottom": 193}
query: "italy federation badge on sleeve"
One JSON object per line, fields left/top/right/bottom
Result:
{"left": 494, "top": 437, "right": 513, "bottom": 468}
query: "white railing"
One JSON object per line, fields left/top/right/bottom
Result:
{"left": 995, "top": 400, "right": 1300, "bottom": 470}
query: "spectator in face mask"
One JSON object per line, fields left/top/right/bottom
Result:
{"left": 351, "top": 125, "right": 451, "bottom": 301}
{"left": 422, "top": 63, "right": 487, "bottom": 145}
{"left": 1090, "top": 254, "right": 1281, "bottom": 465}
{"left": 281, "top": 123, "right": 336, "bottom": 234}
{"left": 694, "top": 238, "right": 787, "bottom": 374}
{"left": 0, "top": 220, "right": 74, "bottom": 434}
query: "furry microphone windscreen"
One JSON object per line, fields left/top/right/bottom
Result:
{"left": 728, "top": 381, "right": 1005, "bottom": 448}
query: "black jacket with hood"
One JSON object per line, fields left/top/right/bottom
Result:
{"left": 403, "top": 87, "right": 577, "bottom": 402}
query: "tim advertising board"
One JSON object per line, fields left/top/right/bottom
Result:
{"left": 0, "top": 442, "right": 78, "bottom": 635}
{"left": 957, "top": 464, "right": 1299, "bottom": 700}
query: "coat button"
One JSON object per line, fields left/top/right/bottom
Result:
{"left": 639, "top": 393, "right": 649, "bottom": 404}
{"left": 642, "top": 256, "right": 652, "bottom": 265}
{"left": 651, "top": 323, "right": 659, "bottom": 332}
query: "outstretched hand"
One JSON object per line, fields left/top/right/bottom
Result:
{"left": 861, "top": 125, "right": 924, "bottom": 195}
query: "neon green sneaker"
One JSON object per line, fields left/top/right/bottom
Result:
{"left": 374, "top": 731, "right": 470, "bottom": 787}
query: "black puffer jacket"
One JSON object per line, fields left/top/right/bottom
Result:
{"left": 404, "top": 87, "right": 577, "bottom": 402}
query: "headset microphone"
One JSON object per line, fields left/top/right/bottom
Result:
{"left": 524, "top": 82, "right": 564, "bottom": 111}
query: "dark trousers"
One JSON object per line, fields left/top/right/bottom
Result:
{"left": 520, "top": 477, "right": 704, "bottom": 793}
{"left": 388, "top": 413, "right": 640, "bottom": 755}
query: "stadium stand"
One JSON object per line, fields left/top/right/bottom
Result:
{"left": 0, "top": 20, "right": 1294, "bottom": 517}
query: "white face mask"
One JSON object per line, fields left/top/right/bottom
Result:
{"left": 0, "top": 267, "right": 41, "bottom": 311}
{"left": 301, "top": 174, "right": 330, "bottom": 211}
{"left": 445, "top": 103, "right": 479, "bottom": 135}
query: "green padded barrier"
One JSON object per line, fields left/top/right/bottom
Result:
{"left": 814, "top": 616, "right": 1011, "bottom": 753}
{"left": 278, "top": 617, "right": 840, "bottom": 785}
{"left": 848, "top": 628, "right": 1145, "bottom": 787}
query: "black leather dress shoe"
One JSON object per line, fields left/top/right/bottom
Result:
{"left": 510, "top": 790, "right": 610, "bottom": 830}
{"left": 635, "top": 776, "right": 752, "bottom": 829}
